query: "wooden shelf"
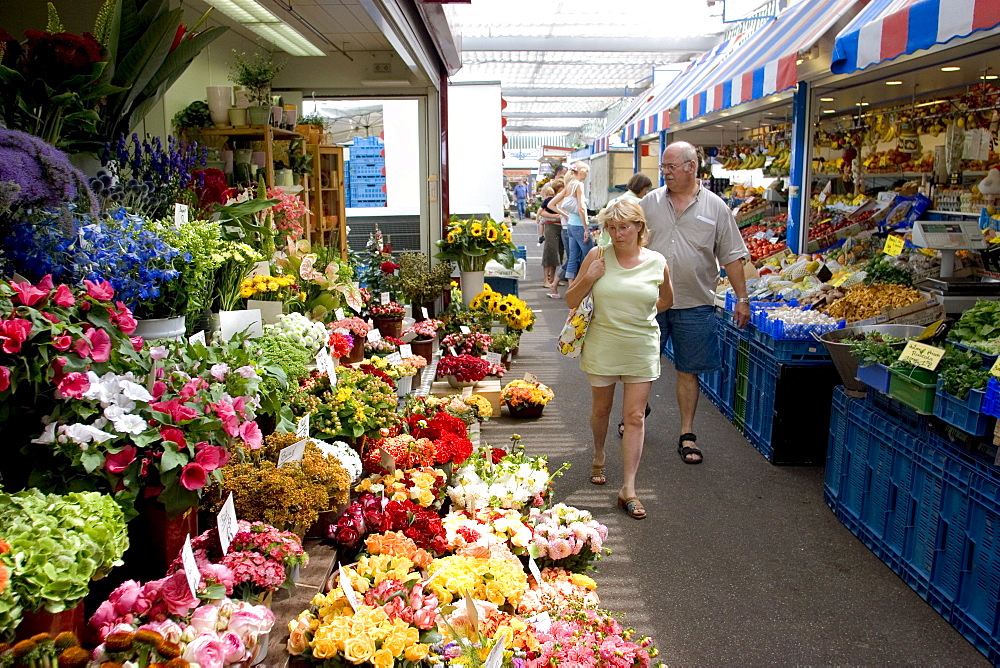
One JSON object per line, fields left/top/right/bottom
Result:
{"left": 200, "top": 125, "right": 301, "bottom": 139}
{"left": 304, "top": 145, "right": 347, "bottom": 260}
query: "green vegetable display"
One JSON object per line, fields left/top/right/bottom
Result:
{"left": 950, "top": 299, "right": 1000, "bottom": 344}
{"left": 863, "top": 254, "right": 914, "bottom": 287}
{"left": 847, "top": 331, "right": 906, "bottom": 366}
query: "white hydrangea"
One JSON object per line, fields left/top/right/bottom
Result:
{"left": 312, "top": 438, "right": 363, "bottom": 483}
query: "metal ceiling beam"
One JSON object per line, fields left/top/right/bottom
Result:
{"left": 504, "top": 111, "right": 607, "bottom": 119}
{"left": 506, "top": 125, "right": 587, "bottom": 132}
{"left": 461, "top": 35, "right": 720, "bottom": 53}
{"left": 503, "top": 88, "right": 639, "bottom": 97}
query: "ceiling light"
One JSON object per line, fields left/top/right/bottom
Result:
{"left": 941, "top": 66, "right": 961, "bottom": 72}
{"left": 201, "top": 0, "right": 324, "bottom": 56}
{"left": 885, "top": 80, "right": 903, "bottom": 85}
{"left": 855, "top": 102, "right": 869, "bottom": 106}
{"left": 796, "top": 59, "right": 803, "bottom": 65}
{"left": 822, "top": 109, "right": 836, "bottom": 114}
{"left": 819, "top": 97, "right": 834, "bottom": 102}
{"left": 981, "top": 75, "right": 999, "bottom": 80}
{"left": 715, "top": 124, "right": 725, "bottom": 128}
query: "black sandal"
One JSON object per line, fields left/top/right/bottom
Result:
{"left": 677, "top": 433, "right": 703, "bottom": 464}
{"left": 618, "top": 404, "right": 652, "bottom": 438}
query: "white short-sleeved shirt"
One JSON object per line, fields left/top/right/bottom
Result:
{"left": 640, "top": 185, "right": 748, "bottom": 309}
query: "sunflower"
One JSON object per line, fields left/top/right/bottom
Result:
{"left": 446, "top": 231, "right": 458, "bottom": 244}
{"left": 486, "top": 226, "right": 499, "bottom": 242}
{"left": 501, "top": 226, "right": 512, "bottom": 243}
{"left": 469, "top": 222, "right": 484, "bottom": 237}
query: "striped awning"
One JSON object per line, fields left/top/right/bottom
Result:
{"left": 679, "top": 0, "right": 861, "bottom": 123}
{"left": 831, "top": 0, "right": 1000, "bottom": 74}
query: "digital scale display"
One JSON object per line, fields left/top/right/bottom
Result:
{"left": 912, "top": 219, "right": 987, "bottom": 251}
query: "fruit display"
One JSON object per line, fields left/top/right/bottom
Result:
{"left": 734, "top": 196, "right": 769, "bottom": 224}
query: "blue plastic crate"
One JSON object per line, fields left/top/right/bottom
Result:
{"left": 717, "top": 323, "right": 739, "bottom": 417}
{"left": 351, "top": 146, "right": 385, "bottom": 159}
{"left": 352, "top": 136, "right": 383, "bottom": 147}
{"left": 905, "top": 445, "right": 946, "bottom": 586}
{"left": 744, "top": 341, "right": 779, "bottom": 455}
{"left": 857, "top": 363, "right": 892, "bottom": 394}
{"left": 948, "top": 340, "right": 999, "bottom": 367}
{"left": 514, "top": 245, "right": 527, "bottom": 261}
{"left": 757, "top": 313, "right": 845, "bottom": 341}
{"left": 348, "top": 198, "right": 386, "bottom": 208}
{"left": 348, "top": 175, "right": 386, "bottom": 187}
{"left": 753, "top": 330, "right": 832, "bottom": 363}
{"left": 952, "top": 472, "right": 1000, "bottom": 663}
{"left": 484, "top": 276, "right": 518, "bottom": 297}
{"left": 351, "top": 183, "right": 386, "bottom": 198}
{"left": 933, "top": 383, "right": 990, "bottom": 436}
{"left": 348, "top": 163, "right": 386, "bottom": 177}
{"left": 699, "top": 370, "right": 723, "bottom": 407}
{"left": 825, "top": 386, "right": 851, "bottom": 506}
{"left": 982, "top": 377, "right": 1000, "bottom": 418}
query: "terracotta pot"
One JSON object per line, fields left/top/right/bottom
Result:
{"left": 507, "top": 401, "right": 544, "bottom": 418}
{"left": 131, "top": 500, "right": 199, "bottom": 578}
{"left": 345, "top": 335, "right": 366, "bottom": 364}
{"left": 373, "top": 315, "right": 403, "bottom": 339}
{"left": 16, "top": 600, "right": 85, "bottom": 640}
{"left": 411, "top": 337, "right": 435, "bottom": 361}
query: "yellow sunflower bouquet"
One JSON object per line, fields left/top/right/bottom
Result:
{"left": 435, "top": 215, "right": 517, "bottom": 272}
{"left": 470, "top": 286, "right": 535, "bottom": 332}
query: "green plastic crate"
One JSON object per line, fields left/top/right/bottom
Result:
{"left": 888, "top": 366, "right": 937, "bottom": 415}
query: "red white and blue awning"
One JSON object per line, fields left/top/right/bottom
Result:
{"left": 679, "top": 0, "right": 861, "bottom": 123}
{"left": 592, "top": 135, "right": 612, "bottom": 154}
{"left": 831, "top": 0, "right": 1000, "bottom": 74}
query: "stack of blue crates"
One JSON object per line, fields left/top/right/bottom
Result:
{"left": 347, "top": 136, "right": 386, "bottom": 208}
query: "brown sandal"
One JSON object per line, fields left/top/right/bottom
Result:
{"left": 590, "top": 465, "right": 606, "bottom": 485}
{"left": 617, "top": 494, "right": 646, "bottom": 519}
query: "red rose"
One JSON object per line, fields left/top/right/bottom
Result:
{"left": 57, "top": 371, "right": 90, "bottom": 399}
{"left": 52, "top": 335, "right": 72, "bottom": 351}
{"left": 333, "top": 524, "right": 361, "bottom": 547}
{"left": 52, "top": 284, "right": 75, "bottom": 307}
{"left": 20, "top": 30, "right": 103, "bottom": 80}
{"left": 158, "top": 571, "right": 199, "bottom": 616}
{"left": 105, "top": 446, "right": 137, "bottom": 474}
{"left": 9, "top": 280, "right": 49, "bottom": 306}
{"left": 179, "top": 462, "right": 208, "bottom": 490}
{"left": 380, "top": 261, "right": 400, "bottom": 274}
{"left": 160, "top": 426, "right": 187, "bottom": 450}
{"left": 83, "top": 279, "right": 114, "bottom": 301}
{"left": 0, "top": 318, "right": 32, "bottom": 354}
{"left": 0, "top": 366, "right": 9, "bottom": 392}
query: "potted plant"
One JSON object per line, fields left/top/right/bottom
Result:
{"left": 230, "top": 47, "right": 286, "bottom": 126}
{"left": 489, "top": 331, "right": 522, "bottom": 369}
{"left": 441, "top": 330, "right": 493, "bottom": 357}
{"left": 436, "top": 354, "right": 492, "bottom": 389}
{"left": 370, "top": 300, "right": 406, "bottom": 338}
{"left": 398, "top": 252, "right": 453, "bottom": 319}
{"left": 288, "top": 136, "right": 313, "bottom": 185}
{"left": 239, "top": 273, "right": 297, "bottom": 324}
{"left": 435, "top": 216, "right": 517, "bottom": 306}
{"left": 297, "top": 112, "right": 326, "bottom": 144}
{"left": 405, "top": 318, "right": 444, "bottom": 360}
{"left": 500, "top": 379, "right": 555, "bottom": 418}
{"left": 172, "top": 100, "right": 213, "bottom": 143}
{"left": 330, "top": 316, "right": 372, "bottom": 364}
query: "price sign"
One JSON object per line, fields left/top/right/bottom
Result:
{"left": 329, "top": 365, "right": 337, "bottom": 386}
{"left": 768, "top": 237, "right": 780, "bottom": 244}
{"left": 898, "top": 340, "right": 946, "bottom": 370}
{"left": 174, "top": 203, "right": 189, "bottom": 228}
{"left": 181, "top": 535, "right": 200, "bottom": 598}
{"left": 421, "top": 307, "right": 429, "bottom": 319}
{"left": 217, "top": 493, "right": 238, "bottom": 554}
{"left": 339, "top": 564, "right": 359, "bottom": 611}
{"left": 483, "top": 629, "right": 509, "bottom": 668}
{"left": 380, "top": 291, "right": 390, "bottom": 305}
{"left": 367, "top": 328, "right": 382, "bottom": 342}
{"left": 527, "top": 612, "right": 551, "bottom": 633}
{"left": 883, "top": 234, "right": 905, "bottom": 256}
{"left": 463, "top": 590, "right": 479, "bottom": 634}
{"left": 817, "top": 192, "right": 828, "bottom": 203}
{"left": 523, "top": 373, "right": 538, "bottom": 384}
{"left": 188, "top": 330, "right": 206, "bottom": 345}
{"left": 278, "top": 439, "right": 307, "bottom": 467}
{"left": 448, "top": 346, "right": 458, "bottom": 357}
{"left": 379, "top": 447, "right": 397, "bottom": 474}
{"left": 399, "top": 344, "right": 412, "bottom": 358}
{"left": 296, "top": 414, "right": 310, "bottom": 438}
{"left": 387, "top": 352, "right": 403, "bottom": 366}
{"left": 491, "top": 325, "right": 506, "bottom": 334}
{"left": 527, "top": 556, "right": 542, "bottom": 583}
{"left": 829, "top": 274, "right": 849, "bottom": 288}
{"left": 335, "top": 308, "right": 346, "bottom": 321}
{"left": 460, "top": 325, "right": 471, "bottom": 334}
{"left": 461, "top": 385, "right": 473, "bottom": 398}
{"left": 990, "top": 357, "right": 1000, "bottom": 377}
{"left": 753, "top": 231, "right": 767, "bottom": 240}
{"left": 485, "top": 352, "right": 502, "bottom": 365}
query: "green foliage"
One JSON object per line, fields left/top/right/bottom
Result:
{"left": 397, "top": 252, "right": 454, "bottom": 304}
{"left": 252, "top": 334, "right": 311, "bottom": 407}
{"left": 230, "top": 45, "right": 285, "bottom": 106}
{"left": 299, "top": 112, "right": 326, "bottom": 128}
{"left": 863, "top": 254, "right": 914, "bottom": 286}
{"left": 848, "top": 331, "right": 905, "bottom": 366}
{"left": 951, "top": 299, "right": 1000, "bottom": 343}
{"left": 172, "top": 99, "right": 212, "bottom": 132}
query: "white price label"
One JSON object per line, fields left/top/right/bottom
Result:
{"left": 421, "top": 307, "right": 430, "bottom": 319}
{"left": 367, "top": 328, "right": 382, "bottom": 342}
{"left": 380, "top": 291, "right": 390, "bottom": 304}
{"left": 278, "top": 438, "right": 308, "bottom": 467}
{"left": 523, "top": 373, "right": 538, "bottom": 383}
{"left": 753, "top": 231, "right": 767, "bottom": 240}
{"left": 768, "top": 237, "right": 780, "bottom": 244}
{"left": 188, "top": 330, "right": 206, "bottom": 345}
{"left": 181, "top": 534, "right": 200, "bottom": 598}
{"left": 484, "top": 629, "right": 509, "bottom": 668}
{"left": 316, "top": 348, "right": 335, "bottom": 375}
{"left": 387, "top": 352, "right": 403, "bottom": 366}
{"left": 528, "top": 556, "right": 543, "bottom": 583}
{"left": 335, "top": 308, "right": 346, "bottom": 321}
{"left": 217, "top": 493, "right": 238, "bottom": 554}
{"left": 174, "top": 203, "right": 189, "bottom": 228}
{"left": 461, "top": 385, "right": 473, "bottom": 398}
{"left": 379, "top": 447, "right": 397, "bottom": 474}
{"left": 460, "top": 325, "right": 471, "bottom": 334}
{"left": 296, "top": 414, "right": 310, "bottom": 438}
{"left": 339, "top": 564, "right": 359, "bottom": 611}
{"left": 463, "top": 590, "right": 480, "bottom": 634}
{"left": 329, "top": 365, "right": 337, "bottom": 386}
{"left": 448, "top": 346, "right": 458, "bottom": 357}
{"left": 399, "top": 344, "right": 412, "bottom": 358}
{"left": 527, "top": 611, "right": 551, "bottom": 633}
{"left": 485, "top": 352, "right": 502, "bottom": 365}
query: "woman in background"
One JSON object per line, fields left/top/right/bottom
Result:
{"left": 538, "top": 180, "right": 565, "bottom": 297}
{"left": 549, "top": 162, "right": 591, "bottom": 286}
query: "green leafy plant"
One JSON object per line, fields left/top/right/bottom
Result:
{"left": 230, "top": 45, "right": 285, "bottom": 107}
{"left": 299, "top": 112, "right": 326, "bottom": 129}
{"left": 488, "top": 331, "right": 521, "bottom": 355}
{"left": 397, "top": 252, "right": 453, "bottom": 305}
{"left": 172, "top": 99, "right": 212, "bottom": 133}
{"left": 863, "top": 254, "right": 914, "bottom": 286}
{"left": 940, "top": 364, "right": 991, "bottom": 399}
{"left": 847, "top": 331, "right": 906, "bottom": 366}
{"left": 950, "top": 299, "right": 1000, "bottom": 343}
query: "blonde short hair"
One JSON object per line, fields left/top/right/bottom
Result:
{"left": 597, "top": 199, "right": 649, "bottom": 246}
{"left": 540, "top": 184, "right": 554, "bottom": 197}
{"left": 572, "top": 161, "right": 589, "bottom": 174}
{"left": 549, "top": 179, "right": 565, "bottom": 193}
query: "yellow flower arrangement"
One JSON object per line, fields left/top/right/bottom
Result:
{"left": 500, "top": 380, "right": 555, "bottom": 407}
{"left": 425, "top": 553, "right": 529, "bottom": 607}
{"left": 435, "top": 216, "right": 517, "bottom": 272}
{"left": 239, "top": 273, "right": 297, "bottom": 301}
{"left": 364, "top": 531, "right": 434, "bottom": 569}
{"left": 293, "top": 602, "right": 428, "bottom": 664}
{"left": 463, "top": 394, "right": 493, "bottom": 419}
{"left": 470, "top": 286, "right": 535, "bottom": 332}
{"left": 354, "top": 467, "right": 447, "bottom": 507}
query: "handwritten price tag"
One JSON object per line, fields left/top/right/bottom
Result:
{"left": 523, "top": 373, "right": 538, "bottom": 383}
{"left": 460, "top": 325, "right": 471, "bottom": 334}
{"left": 174, "top": 203, "right": 189, "bottom": 228}
{"left": 830, "top": 274, "right": 849, "bottom": 287}
{"left": 898, "top": 340, "right": 945, "bottom": 370}
{"left": 181, "top": 535, "right": 200, "bottom": 598}
{"left": 296, "top": 414, "right": 310, "bottom": 438}
{"left": 387, "top": 352, "right": 403, "bottom": 366}
{"left": 339, "top": 564, "right": 359, "bottom": 611}
{"left": 278, "top": 439, "right": 307, "bottom": 467}
{"left": 883, "top": 234, "right": 905, "bottom": 256}
{"left": 367, "top": 328, "right": 382, "bottom": 342}
{"left": 461, "top": 385, "right": 473, "bottom": 398}
{"left": 335, "top": 308, "right": 345, "bottom": 321}
{"left": 527, "top": 556, "right": 543, "bottom": 583}
{"left": 421, "top": 307, "right": 429, "bottom": 319}
{"left": 485, "top": 352, "right": 502, "bottom": 365}
{"left": 188, "top": 330, "right": 206, "bottom": 345}
{"left": 329, "top": 365, "right": 337, "bottom": 386}
{"left": 399, "top": 344, "right": 412, "bottom": 358}
{"left": 217, "top": 493, "right": 238, "bottom": 554}
{"left": 380, "top": 291, "right": 390, "bottom": 305}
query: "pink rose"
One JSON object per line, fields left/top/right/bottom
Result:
{"left": 0, "top": 366, "right": 9, "bottom": 392}
{"left": 238, "top": 420, "right": 262, "bottom": 450}
{"left": 201, "top": 563, "right": 235, "bottom": 593}
{"left": 227, "top": 605, "right": 275, "bottom": 641}
{"left": 129, "top": 335, "right": 144, "bottom": 352}
{"left": 105, "top": 445, "right": 137, "bottom": 474}
{"left": 219, "top": 631, "right": 248, "bottom": 663}
{"left": 57, "top": 371, "right": 90, "bottom": 399}
{"left": 86, "top": 327, "right": 112, "bottom": 363}
{"left": 180, "top": 462, "right": 208, "bottom": 490}
{"left": 84, "top": 279, "right": 115, "bottom": 301}
{"left": 139, "top": 620, "right": 183, "bottom": 644}
{"left": 188, "top": 605, "right": 220, "bottom": 634}
{"left": 52, "top": 335, "right": 72, "bottom": 351}
{"left": 0, "top": 318, "right": 33, "bottom": 354}
{"left": 10, "top": 280, "right": 49, "bottom": 306}
{"left": 182, "top": 633, "right": 225, "bottom": 668}
{"left": 194, "top": 444, "right": 229, "bottom": 472}
{"left": 158, "top": 571, "right": 198, "bottom": 616}
{"left": 88, "top": 599, "right": 117, "bottom": 634}
{"left": 413, "top": 606, "right": 437, "bottom": 630}
{"left": 52, "top": 283, "right": 75, "bottom": 307}
{"left": 160, "top": 426, "right": 187, "bottom": 450}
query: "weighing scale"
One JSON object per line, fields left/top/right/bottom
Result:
{"left": 910, "top": 219, "right": 1000, "bottom": 314}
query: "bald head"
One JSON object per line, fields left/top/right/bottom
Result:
{"left": 662, "top": 141, "right": 697, "bottom": 165}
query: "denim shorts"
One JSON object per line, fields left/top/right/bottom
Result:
{"left": 656, "top": 306, "right": 720, "bottom": 374}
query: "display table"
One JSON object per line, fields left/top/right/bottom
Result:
{"left": 428, "top": 379, "right": 502, "bottom": 414}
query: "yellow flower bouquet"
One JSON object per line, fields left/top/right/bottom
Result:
{"left": 435, "top": 216, "right": 517, "bottom": 272}
{"left": 500, "top": 380, "right": 555, "bottom": 407}
{"left": 424, "top": 550, "right": 529, "bottom": 608}
{"left": 239, "top": 273, "right": 297, "bottom": 301}
{"left": 470, "top": 286, "right": 535, "bottom": 332}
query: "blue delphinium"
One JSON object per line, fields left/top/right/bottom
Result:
{"left": 0, "top": 208, "right": 89, "bottom": 282}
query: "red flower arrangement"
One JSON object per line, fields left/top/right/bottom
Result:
{"left": 327, "top": 331, "right": 353, "bottom": 358}
{"left": 359, "top": 363, "right": 396, "bottom": 390}
{"left": 370, "top": 301, "right": 405, "bottom": 317}
{"left": 380, "top": 261, "right": 400, "bottom": 274}
{"left": 362, "top": 434, "right": 436, "bottom": 474}
{"left": 193, "top": 168, "right": 228, "bottom": 212}
{"left": 436, "top": 354, "right": 490, "bottom": 382}
{"left": 329, "top": 492, "right": 448, "bottom": 555}
{"left": 405, "top": 412, "right": 473, "bottom": 466}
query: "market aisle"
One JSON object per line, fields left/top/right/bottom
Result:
{"left": 482, "top": 220, "right": 988, "bottom": 665}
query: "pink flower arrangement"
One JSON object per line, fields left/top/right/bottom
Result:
{"left": 328, "top": 331, "right": 354, "bottom": 358}
{"left": 524, "top": 503, "right": 609, "bottom": 573}
{"left": 267, "top": 187, "right": 308, "bottom": 240}
{"left": 370, "top": 301, "right": 405, "bottom": 317}
{"left": 441, "top": 331, "right": 493, "bottom": 357}
{"left": 436, "top": 354, "right": 496, "bottom": 383}
{"left": 330, "top": 317, "right": 371, "bottom": 337}
{"left": 516, "top": 567, "right": 600, "bottom": 616}
{"left": 525, "top": 607, "right": 658, "bottom": 668}
{"left": 406, "top": 318, "right": 443, "bottom": 339}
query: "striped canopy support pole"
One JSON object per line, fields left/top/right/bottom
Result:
{"left": 787, "top": 81, "right": 812, "bottom": 255}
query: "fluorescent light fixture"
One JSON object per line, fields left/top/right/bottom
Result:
{"left": 885, "top": 80, "right": 903, "bottom": 85}
{"left": 855, "top": 102, "right": 869, "bottom": 106}
{"left": 941, "top": 66, "right": 961, "bottom": 72}
{"left": 202, "top": 0, "right": 325, "bottom": 56}
{"left": 981, "top": 75, "right": 998, "bottom": 80}
{"left": 822, "top": 109, "right": 836, "bottom": 113}
{"left": 361, "top": 79, "right": 411, "bottom": 86}
{"left": 796, "top": 58, "right": 803, "bottom": 65}
{"left": 819, "top": 97, "right": 834, "bottom": 101}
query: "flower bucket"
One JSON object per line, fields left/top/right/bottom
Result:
{"left": 133, "top": 315, "right": 186, "bottom": 341}
{"left": 246, "top": 299, "right": 283, "bottom": 325}
{"left": 396, "top": 375, "right": 413, "bottom": 397}
{"left": 249, "top": 630, "right": 269, "bottom": 666}
{"left": 346, "top": 335, "right": 366, "bottom": 364}
{"left": 15, "top": 600, "right": 85, "bottom": 640}
{"left": 446, "top": 375, "right": 479, "bottom": 390}
{"left": 131, "top": 501, "right": 198, "bottom": 578}
{"left": 247, "top": 106, "right": 271, "bottom": 126}
{"left": 507, "top": 401, "right": 544, "bottom": 418}
{"left": 373, "top": 315, "right": 403, "bottom": 339}
{"left": 411, "top": 336, "right": 435, "bottom": 361}
{"left": 460, "top": 270, "right": 485, "bottom": 307}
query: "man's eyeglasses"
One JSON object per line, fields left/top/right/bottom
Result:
{"left": 660, "top": 160, "right": 692, "bottom": 171}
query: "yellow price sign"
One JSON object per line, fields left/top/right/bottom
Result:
{"left": 898, "top": 340, "right": 945, "bottom": 370}
{"left": 916, "top": 320, "right": 946, "bottom": 341}
{"left": 883, "top": 234, "right": 905, "bottom": 256}
{"left": 829, "top": 274, "right": 849, "bottom": 287}
{"left": 990, "top": 357, "right": 1000, "bottom": 377}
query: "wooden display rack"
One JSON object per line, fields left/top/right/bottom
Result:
{"left": 198, "top": 125, "right": 301, "bottom": 188}
{"left": 302, "top": 144, "right": 347, "bottom": 259}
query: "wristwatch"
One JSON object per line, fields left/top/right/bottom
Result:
{"left": 736, "top": 297, "right": 751, "bottom": 303}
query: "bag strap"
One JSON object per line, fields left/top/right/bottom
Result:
{"left": 597, "top": 245, "right": 605, "bottom": 259}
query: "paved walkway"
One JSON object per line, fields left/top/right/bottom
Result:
{"left": 481, "top": 218, "right": 987, "bottom": 665}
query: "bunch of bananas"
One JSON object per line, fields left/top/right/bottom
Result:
{"left": 874, "top": 115, "right": 896, "bottom": 144}
{"left": 721, "top": 152, "right": 767, "bottom": 170}
{"left": 767, "top": 147, "right": 792, "bottom": 174}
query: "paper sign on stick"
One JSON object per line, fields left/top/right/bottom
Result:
{"left": 379, "top": 447, "right": 397, "bottom": 474}
{"left": 218, "top": 310, "right": 263, "bottom": 341}
{"left": 387, "top": 352, "right": 403, "bottom": 366}
{"left": 523, "top": 373, "right": 538, "bottom": 383}
{"left": 174, "top": 203, "right": 189, "bottom": 227}
{"left": 367, "top": 328, "right": 382, "bottom": 342}
{"left": 883, "top": 234, "right": 905, "bottom": 256}
{"left": 461, "top": 385, "right": 473, "bottom": 398}
{"left": 335, "top": 308, "right": 346, "bottom": 321}
{"left": 278, "top": 439, "right": 307, "bottom": 467}
{"left": 485, "top": 352, "right": 502, "bottom": 365}
{"left": 528, "top": 556, "right": 543, "bottom": 583}
{"left": 399, "top": 344, "right": 412, "bottom": 358}
{"left": 380, "top": 292, "right": 390, "bottom": 305}
{"left": 217, "top": 493, "right": 238, "bottom": 554}
{"left": 339, "top": 564, "right": 359, "bottom": 611}
{"left": 296, "top": 414, "right": 310, "bottom": 438}
{"left": 188, "top": 330, "right": 206, "bottom": 345}
{"left": 483, "top": 629, "right": 509, "bottom": 668}
{"left": 462, "top": 590, "right": 480, "bottom": 634}
{"left": 460, "top": 325, "right": 471, "bottom": 334}
{"left": 898, "top": 341, "right": 945, "bottom": 370}
{"left": 181, "top": 535, "right": 200, "bottom": 598}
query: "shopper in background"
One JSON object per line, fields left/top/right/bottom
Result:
{"left": 549, "top": 161, "right": 591, "bottom": 285}
{"left": 513, "top": 179, "right": 529, "bottom": 220}
{"left": 566, "top": 199, "right": 673, "bottom": 520}
{"left": 641, "top": 141, "right": 750, "bottom": 465}
{"left": 538, "top": 180, "right": 566, "bottom": 298}
{"left": 597, "top": 172, "right": 653, "bottom": 246}
{"left": 502, "top": 186, "right": 512, "bottom": 222}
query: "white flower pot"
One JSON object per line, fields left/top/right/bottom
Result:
{"left": 459, "top": 270, "right": 485, "bottom": 307}
{"left": 396, "top": 375, "right": 413, "bottom": 397}
{"left": 206, "top": 86, "right": 233, "bottom": 126}
{"left": 133, "top": 315, "right": 186, "bottom": 341}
